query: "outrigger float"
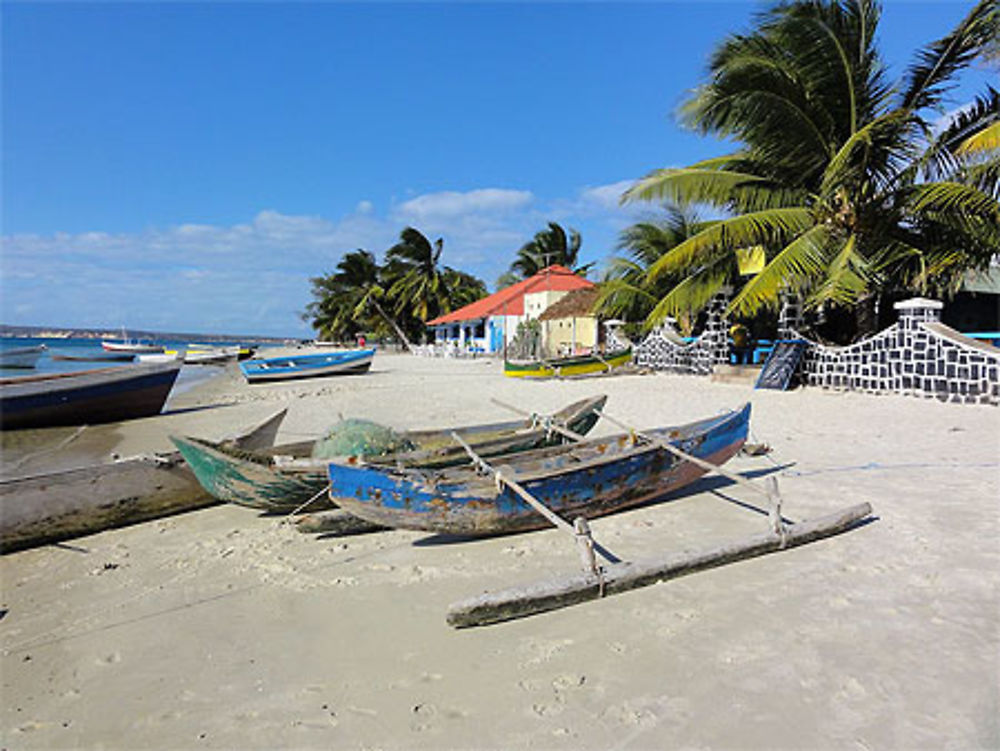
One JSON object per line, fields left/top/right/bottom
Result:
{"left": 324, "top": 398, "right": 874, "bottom": 627}
{"left": 445, "top": 406, "right": 874, "bottom": 627}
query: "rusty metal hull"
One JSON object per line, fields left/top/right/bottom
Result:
{"left": 328, "top": 404, "right": 750, "bottom": 535}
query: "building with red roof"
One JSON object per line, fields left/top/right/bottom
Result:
{"left": 426, "top": 265, "right": 594, "bottom": 354}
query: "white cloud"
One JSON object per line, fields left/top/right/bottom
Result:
{"left": 394, "top": 188, "right": 533, "bottom": 220}
{"left": 0, "top": 182, "right": 646, "bottom": 335}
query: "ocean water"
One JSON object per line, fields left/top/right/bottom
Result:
{"left": 0, "top": 336, "right": 254, "bottom": 393}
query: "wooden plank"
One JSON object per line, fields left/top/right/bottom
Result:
{"left": 446, "top": 502, "right": 873, "bottom": 628}
{"left": 294, "top": 509, "right": 386, "bottom": 536}
{"left": 755, "top": 340, "right": 807, "bottom": 390}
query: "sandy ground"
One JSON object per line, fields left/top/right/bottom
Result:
{"left": 2, "top": 353, "right": 998, "bottom": 750}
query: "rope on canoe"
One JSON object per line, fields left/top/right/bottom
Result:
{"left": 280, "top": 483, "right": 332, "bottom": 523}
{"left": 9, "top": 424, "right": 88, "bottom": 471}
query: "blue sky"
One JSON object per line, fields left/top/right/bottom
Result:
{"left": 2, "top": 1, "right": 993, "bottom": 337}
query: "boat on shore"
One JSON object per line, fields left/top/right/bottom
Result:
{"left": 0, "top": 361, "right": 182, "bottom": 430}
{"left": 0, "top": 344, "right": 47, "bottom": 369}
{"left": 0, "top": 409, "right": 287, "bottom": 553}
{"left": 504, "top": 346, "right": 632, "bottom": 379}
{"left": 327, "top": 403, "right": 750, "bottom": 535}
{"left": 170, "top": 395, "right": 609, "bottom": 513}
{"left": 239, "top": 348, "right": 375, "bottom": 383}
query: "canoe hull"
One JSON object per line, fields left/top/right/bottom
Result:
{"left": 329, "top": 404, "right": 750, "bottom": 535}
{"left": 504, "top": 348, "right": 632, "bottom": 379}
{"left": 0, "top": 409, "right": 286, "bottom": 553}
{"left": 240, "top": 349, "right": 375, "bottom": 383}
{"left": 0, "top": 345, "right": 47, "bottom": 369}
{"left": 172, "top": 395, "right": 608, "bottom": 513}
{"left": 0, "top": 363, "right": 182, "bottom": 431}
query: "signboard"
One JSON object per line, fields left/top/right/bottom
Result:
{"left": 755, "top": 340, "right": 807, "bottom": 390}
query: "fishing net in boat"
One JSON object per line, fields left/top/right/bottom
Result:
{"left": 310, "top": 418, "right": 416, "bottom": 460}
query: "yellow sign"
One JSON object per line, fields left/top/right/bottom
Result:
{"left": 736, "top": 246, "right": 765, "bottom": 276}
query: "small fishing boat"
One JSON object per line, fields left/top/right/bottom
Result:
{"left": 136, "top": 351, "right": 184, "bottom": 364}
{"left": 170, "top": 395, "right": 608, "bottom": 513}
{"left": 175, "top": 345, "right": 240, "bottom": 364}
{"left": 239, "top": 348, "right": 375, "bottom": 383}
{"left": 0, "top": 344, "right": 47, "bottom": 369}
{"left": 0, "top": 361, "right": 182, "bottom": 430}
{"left": 327, "top": 403, "right": 750, "bottom": 535}
{"left": 504, "top": 347, "right": 632, "bottom": 379}
{"left": 101, "top": 328, "right": 164, "bottom": 354}
{"left": 51, "top": 352, "right": 135, "bottom": 363}
{"left": 1, "top": 409, "right": 286, "bottom": 553}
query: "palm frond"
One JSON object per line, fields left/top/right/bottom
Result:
{"left": 901, "top": 0, "right": 998, "bottom": 112}
{"left": 647, "top": 207, "right": 814, "bottom": 282}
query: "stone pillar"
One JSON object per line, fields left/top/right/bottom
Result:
{"left": 704, "top": 288, "right": 732, "bottom": 366}
{"left": 893, "top": 297, "right": 943, "bottom": 329}
{"left": 778, "top": 292, "right": 803, "bottom": 339}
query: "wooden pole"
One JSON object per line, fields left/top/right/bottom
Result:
{"left": 489, "top": 398, "right": 588, "bottom": 442}
{"left": 447, "top": 501, "right": 873, "bottom": 628}
{"left": 295, "top": 509, "right": 386, "bottom": 536}
{"left": 449, "top": 431, "right": 618, "bottom": 565}
{"left": 594, "top": 408, "right": 771, "bottom": 500}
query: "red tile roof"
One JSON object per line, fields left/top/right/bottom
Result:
{"left": 427, "top": 266, "right": 594, "bottom": 325}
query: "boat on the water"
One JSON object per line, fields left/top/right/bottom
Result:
{"left": 51, "top": 352, "right": 135, "bottom": 363}
{"left": 239, "top": 348, "right": 375, "bottom": 383}
{"left": 170, "top": 395, "right": 609, "bottom": 513}
{"left": 327, "top": 403, "right": 750, "bottom": 535}
{"left": 136, "top": 351, "right": 184, "bottom": 364}
{"left": 0, "top": 345, "right": 47, "bottom": 369}
{"left": 101, "top": 328, "right": 164, "bottom": 354}
{"left": 0, "top": 409, "right": 287, "bottom": 553}
{"left": 0, "top": 361, "right": 182, "bottom": 430}
{"left": 504, "top": 346, "right": 632, "bottom": 379}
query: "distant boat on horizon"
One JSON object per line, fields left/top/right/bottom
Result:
{"left": 101, "top": 327, "right": 164, "bottom": 354}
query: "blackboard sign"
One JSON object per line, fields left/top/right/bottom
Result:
{"left": 755, "top": 340, "right": 807, "bottom": 390}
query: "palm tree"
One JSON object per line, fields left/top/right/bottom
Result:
{"left": 384, "top": 227, "right": 488, "bottom": 341}
{"left": 623, "top": 0, "right": 999, "bottom": 340}
{"left": 305, "top": 249, "right": 413, "bottom": 347}
{"left": 594, "top": 206, "right": 713, "bottom": 334}
{"left": 510, "top": 222, "right": 590, "bottom": 278}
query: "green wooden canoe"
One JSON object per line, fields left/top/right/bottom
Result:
{"left": 170, "top": 394, "right": 608, "bottom": 513}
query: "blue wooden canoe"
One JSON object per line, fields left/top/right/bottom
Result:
{"left": 328, "top": 403, "right": 751, "bottom": 535}
{"left": 0, "top": 361, "right": 182, "bottom": 430}
{"left": 239, "top": 348, "right": 375, "bottom": 383}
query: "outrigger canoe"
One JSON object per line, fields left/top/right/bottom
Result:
{"left": 327, "top": 403, "right": 750, "bottom": 535}
{"left": 504, "top": 347, "right": 632, "bottom": 379}
{"left": 171, "top": 395, "right": 609, "bottom": 513}
{"left": 239, "top": 348, "right": 375, "bottom": 383}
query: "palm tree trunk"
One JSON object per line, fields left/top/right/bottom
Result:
{"left": 368, "top": 297, "right": 414, "bottom": 353}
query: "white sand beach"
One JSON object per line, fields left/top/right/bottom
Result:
{"left": 2, "top": 353, "right": 998, "bottom": 749}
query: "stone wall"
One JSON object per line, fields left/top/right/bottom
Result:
{"left": 635, "top": 292, "right": 731, "bottom": 374}
{"left": 797, "top": 299, "right": 999, "bottom": 405}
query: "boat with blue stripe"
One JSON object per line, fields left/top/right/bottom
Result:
{"left": 328, "top": 403, "right": 750, "bottom": 535}
{"left": 240, "top": 348, "right": 375, "bottom": 383}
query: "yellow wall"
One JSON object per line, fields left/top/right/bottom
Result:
{"left": 542, "top": 316, "right": 598, "bottom": 356}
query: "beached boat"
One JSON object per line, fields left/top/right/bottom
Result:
{"left": 0, "top": 361, "right": 182, "bottom": 430}
{"left": 170, "top": 395, "right": 609, "bottom": 513}
{"left": 0, "top": 409, "right": 287, "bottom": 553}
{"left": 136, "top": 351, "right": 184, "bottom": 364}
{"left": 0, "top": 344, "right": 47, "bottom": 369}
{"left": 504, "top": 347, "right": 632, "bottom": 379}
{"left": 178, "top": 344, "right": 240, "bottom": 364}
{"left": 239, "top": 348, "right": 375, "bottom": 383}
{"left": 327, "top": 403, "right": 750, "bottom": 535}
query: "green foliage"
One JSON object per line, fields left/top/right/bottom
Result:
{"left": 510, "top": 222, "right": 592, "bottom": 278}
{"left": 304, "top": 228, "right": 487, "bottom": 345}
{"left": 622, "top": 0, "right": 1000, "bottom": 341}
